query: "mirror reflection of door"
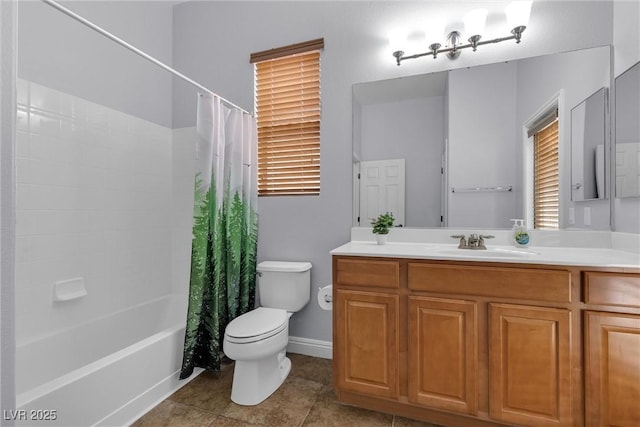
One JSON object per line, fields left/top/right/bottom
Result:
{"left": 358, "top": 159, "right": 405, "bottom": 227}
{"left": 616, "top": 143, "right": 640, "bottom": 197}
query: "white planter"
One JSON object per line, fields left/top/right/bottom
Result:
{"left": 376, "top": 234, "right": 388, "bottom": 245}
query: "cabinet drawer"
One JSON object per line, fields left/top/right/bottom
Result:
{"left": 584, "top": 271, "right": 640, "bottom": 308}
{"left": 408, "top": 263, "right": 571, "bottom": 303}
{"left": 335, "top": 258, "right": 400, "bottom": 289}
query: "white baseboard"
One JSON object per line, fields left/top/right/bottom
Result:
{"left": 287, "top": 336, "right": 332, "bottom": 359}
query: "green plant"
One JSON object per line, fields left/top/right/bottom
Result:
{"left": 371, "top": 212, "right": 395, "bottom": 235}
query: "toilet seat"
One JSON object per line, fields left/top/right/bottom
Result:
{"left": 225, "top": 307, "right": 288, "bottom": 344}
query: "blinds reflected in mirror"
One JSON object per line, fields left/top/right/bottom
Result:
{"left": 533, "top": 120, "right": 559, "bottom": 229}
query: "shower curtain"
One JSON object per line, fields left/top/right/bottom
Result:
{"left": 180, "top": 94, "right": 258, "bottom": 378}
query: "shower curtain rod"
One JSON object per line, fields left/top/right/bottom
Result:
{"left": 40, "top": 0, "right": 252, "bottom": 116}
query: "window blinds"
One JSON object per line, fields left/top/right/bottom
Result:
{"left": 533, "top": 120, "right": 559, "bottom": 229}
{"left": 252, "top": 39, "right": 323, "bottom": 196}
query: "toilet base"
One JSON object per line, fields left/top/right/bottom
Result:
{"left": 230, "top": 350, "right": 291, "bottom": 405}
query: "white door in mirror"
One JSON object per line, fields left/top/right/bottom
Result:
{"left": 616, "top": 142, "right": 640, "bottom": 197}
{"left": 359, "top": 158, "right": 405, "bottom": 227}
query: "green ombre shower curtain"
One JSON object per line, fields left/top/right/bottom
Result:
{"left": 180, "top": 94, "right": 258, "bottom": 378}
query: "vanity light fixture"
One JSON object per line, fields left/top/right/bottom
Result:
{"left": 391, "top": 1, "right": 532, "bottom": 66}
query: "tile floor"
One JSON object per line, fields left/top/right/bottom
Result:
{"left": 132, "top": 354, "right": 440, "bottom": 427}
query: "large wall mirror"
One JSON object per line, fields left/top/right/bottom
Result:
{"left": 615, "top": 61, "right": 640, "bottom": 198}
{"left": 353, "top": 46, "right": 611, "bottom": 230}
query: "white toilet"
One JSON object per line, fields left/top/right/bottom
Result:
{"left": 223, "top": 261, "right": 311, "bottom": 405}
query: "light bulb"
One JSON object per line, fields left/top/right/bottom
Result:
{"left": 463, "top": 8, "right": 488, "bottom": 38}
{"left": 424, "top": 22, "right": 445, "bottom": 46}
{"left": 506, "top": 1, "right": 532, "bottom": 30}
{"left": 388, "top": 30, "right": 407, "bottom": 55}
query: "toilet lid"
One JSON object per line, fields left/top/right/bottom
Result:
{"left": 257, "top": 261, "right": 312, "bottom": 272}
{"left": 225, "top": 307, "right": 288, "bottom": 341}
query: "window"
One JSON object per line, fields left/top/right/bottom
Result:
{"left": 251, "top": 38, "right": 323, "bottom": 196}
{"left": 532, "top": 118, "right": 559, "bottom": 229}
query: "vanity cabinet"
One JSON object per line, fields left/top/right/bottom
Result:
{"left": 583, "top": 271, "right": 640, "bottom": 427}
{"left": 488, "top": 303, "right": 571, "bottom": 426}
{"left": 333, "top": 256, "right": 640, "bottom": 427}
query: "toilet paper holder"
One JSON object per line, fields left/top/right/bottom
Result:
{"left": 318, "top": 286, "right": 332, "bottom": 303}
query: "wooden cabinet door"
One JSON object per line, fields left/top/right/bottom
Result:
{"left": 334, "top": 289, "right": 399, "bottom": 398}
{"left": 408, "top": 296, "right": 478, "bottom": 415}
{"left": 489, "top": 303, "right": 572, "bottom": 426}
{"left": 585, "top": 311, "right": 640, "bottom": 427}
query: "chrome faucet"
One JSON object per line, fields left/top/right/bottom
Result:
{"left": 450, "top": 233, "right": 494, "bottom": 249}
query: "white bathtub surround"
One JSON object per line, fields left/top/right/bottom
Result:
{"left": 14, "top": 79, "right": 183, "bottom": 425}
{"left": 171, "top": 127, "right": 196, "bottom": 296}
{"left": 15, "top": 79, "right": 173, "bottom": 343}
{"left": 15, "top": 295, "right": 196, "bottom": 427}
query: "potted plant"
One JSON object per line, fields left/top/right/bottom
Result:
{"left": 371, "top": 212, "right": 395, "bottom": 245}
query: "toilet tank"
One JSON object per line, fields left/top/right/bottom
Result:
{"left": 257, "top": 261, "right": 311, "bottom": 312}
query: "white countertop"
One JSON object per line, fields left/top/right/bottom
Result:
{"left": 331, "top": 241, "right": 640, "bottom": 269}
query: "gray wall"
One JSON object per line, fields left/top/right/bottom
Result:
{"left": 172, "top": 1, "right": 615, "bottom": 343}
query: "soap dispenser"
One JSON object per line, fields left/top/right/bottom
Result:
{"left": 510, "top": 219, "right": 530, "bottom": 248}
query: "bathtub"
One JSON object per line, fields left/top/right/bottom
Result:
{"left": 15, "top": 294, "right": 201, "bottom": 426}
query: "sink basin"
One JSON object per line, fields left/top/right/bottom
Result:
{"left": 437, "top": 248, "right": 538, "bottom": 258}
